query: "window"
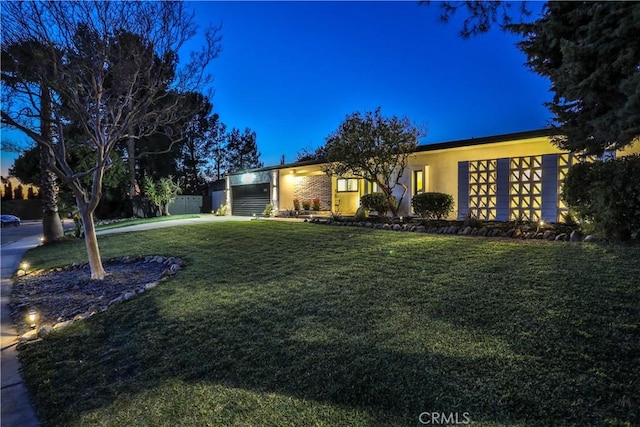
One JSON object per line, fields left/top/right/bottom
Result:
{"left": 337, "top": 178, "right": 359, "bottom": 192}
{"left": 413, "top": 170, "right": 424, "bottom": 196}
{"left": 367, "top": 180, "right": 380, "bottom": 193}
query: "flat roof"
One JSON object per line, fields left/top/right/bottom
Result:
{"left": 414, "top": 128, "right": 554, "bottom": 153}
{"left": 229, "top": 128, "right": 555, "bottom": 175}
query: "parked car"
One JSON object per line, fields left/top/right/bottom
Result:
{"left": 0, "top": 214, "right": 21, "bottom": 227}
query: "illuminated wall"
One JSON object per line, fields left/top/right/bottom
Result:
{"left": 245, "top": 133, "right": 640, "bottom": 220}
{"left": 278, "top": 164, "right": 329, "bottom": 212}
{"left": 403, "top": 133, "right": 564, "bottom": 219}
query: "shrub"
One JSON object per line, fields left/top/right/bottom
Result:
{"left": 312, "top": 197, "right": 321, "bottom": 211}
{"left": 360, "top": 192, "right": 390, "bottom": 216}
{"left": 293, "top": 198, "right": 300, "bottom": 211}
{"left": 463, "top": 211, "right": 483, "bottom": 228}
{"left": 562, "top": 154, "right": 640, "bottom": 240}
{"left": 262, "top": 204, "right": 274, "bottom": 217}
{"left": 215, "top": 204, "right": 228, "bottom": 216}
{"left": 354, "top": 206, "right": 369, "bottom": 220}
{"left": 411, "top": 192, "right": 454, "bottom": 219}
{"left": 301, "top": 200, "right": 311, "bottom": 210}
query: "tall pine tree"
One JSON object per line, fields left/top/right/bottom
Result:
{"left": 225, "top": 128, "right": 263, "bottom": 173}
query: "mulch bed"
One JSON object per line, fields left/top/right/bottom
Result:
{"left": 10, "top": 259, "right": 171, "bottom": 335}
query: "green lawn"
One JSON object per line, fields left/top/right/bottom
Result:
{"left": 93, "top": 214, "right": 201, "bottom": 231}
{"left": 16, "top": 221, "right": 640, "bottom": 426}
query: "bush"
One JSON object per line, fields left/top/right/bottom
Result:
{"left": 360, "top": 192, "right": 390, "bottom": 216}
{"left": 562, "top": 154, "right": 640, "bottom": 240}
{"left": 312, "top": 197, "right": 321, "bottom": 211}
{"left": 301, "top": 200, "right": 311, "bottom": 210}
{"left": 354, "top": 206, "right": 369, "bottom": 220}
{"left": 215, "top": 204, "right": 228, "bottom": 216}
{"left": 411, "top": 192, "right": 454, "bottom": 220}
{"left": 262, "top": 204, "right": 274, "bottom": 217}
{"left": 293, "top": 198, "right": 300, "bottom": 211}
{"left": 463, "top": 211, "right": 483, "bottom": 228}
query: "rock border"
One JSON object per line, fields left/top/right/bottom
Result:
{"left": 308, "top": 218, "right": 597, "bottom": 243}
{"left": 19, "top": 255, "right": 186, "bottom": 343}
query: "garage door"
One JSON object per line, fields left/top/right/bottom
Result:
{"left": 232, "top": 183, "right": 270, "bottom": 216}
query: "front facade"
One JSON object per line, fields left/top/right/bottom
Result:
{"left": 224, "top": 129, "right": 640, "bottom": 222}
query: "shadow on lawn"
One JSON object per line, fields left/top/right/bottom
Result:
{"left": 18, "top": 229, "right": 640, "bottom": 426}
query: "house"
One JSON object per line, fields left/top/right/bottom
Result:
{"left": 222, "top": 129, "right": 640, "bottom": 222}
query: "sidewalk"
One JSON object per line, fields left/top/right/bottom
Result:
{"left": 1, "top": 235, "right": 42, "bottom": 427}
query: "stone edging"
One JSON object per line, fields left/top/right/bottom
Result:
{"left": 309, "top": 218, "right": 597, "bottom": 242}
{"left": 19, "top": 255, "right": 185, "bottom": 342}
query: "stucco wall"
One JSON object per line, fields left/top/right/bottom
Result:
{"left": 275, "top": 136, "right": 640, "bottom": 219}
{"left": 398, "top": 136, "right": 565, "bottom": 217}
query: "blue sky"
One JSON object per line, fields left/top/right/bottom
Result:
{"left": 1, "top": 1, "right": 552, "bottom": 175}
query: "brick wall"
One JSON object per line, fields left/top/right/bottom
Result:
{"left": 293, "top": 175, "right": 331, "bottom": 211}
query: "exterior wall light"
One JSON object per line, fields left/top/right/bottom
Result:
{"left": 241, "top": 173, "right": 257, "bottom": 185}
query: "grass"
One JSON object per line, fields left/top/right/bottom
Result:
{"left": 93, "top": 214, "right": 201, "bottom": 231}
{"left": 16, "top": 221, "right": 640, "bottom": 426}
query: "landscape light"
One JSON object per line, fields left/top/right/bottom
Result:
{"left": 241, "top": 173, "right": 256, "bottom": 185}
{"left": 27, "top": 309, "right": 38, "bottom": 329}
{"left": 20, "top": 261, "right": 29, "bottom": 271}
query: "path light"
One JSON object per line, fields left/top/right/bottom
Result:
{"left": 20, "top": 261, "right": 29, "bottom": 272}
{"left": 539, "top": 220, "right": 545, "bottom": 227}
{"left": 27, "top": 309, "right": 38, "bottom": 329}
{"left": 39, "top": 236, "right": 45, "bottom": 243}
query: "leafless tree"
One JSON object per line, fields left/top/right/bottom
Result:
{"left": 1, "top": 1, "right": 221, "bottom": 279}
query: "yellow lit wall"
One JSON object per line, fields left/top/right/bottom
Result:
{"left": 400, "top": 136, "right": 565, "bottom": 218}
{"left": 276, "top": 137, "right": 640, "bottom": 218}
{"left": 619, "top": 140, "right": 640, "bottom": 156}
{"left": 331, "top": 176, "right": 362, "bottom": 215}
{"left": 278, "top": 164, "right": 328, "bottom": 212}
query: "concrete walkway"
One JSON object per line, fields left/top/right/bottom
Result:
{"left": 0, "top": 215, "right": 251, "bottom": 426}
{"left": 1, "top": 235, "right": 42, "bottom": 427}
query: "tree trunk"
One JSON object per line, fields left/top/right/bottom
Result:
{"left": 39, "top": 86, "right": 64, "bottom": 243}
{"left": 128, "top": 133, "right": 137, "bottom": 199}
{"left": 78, "top": 201, "right": 105, "bottom": 280}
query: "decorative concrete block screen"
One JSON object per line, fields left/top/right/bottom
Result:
{"left": 294, "top": 175, "right": 331, "bottom": 211}
{"left": 468, "top": 159, "right": 498, "bottom": 220}
{"left": 509, "top": 155, "right": 543, "bottom": 222}
{"left": 557, "top": 153, "right": 578, "bottom": 221}
{"left": 460, "top": 153, "right": 577, "bottom": 223}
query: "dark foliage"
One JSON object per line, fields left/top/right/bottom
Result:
{"left": 411, "top": 192, "right": 455, "bottom": 220}
{"left": 562, "top": 155, "right": 640, "bottom": 240}
{"left": 360, "top": 192, "right": 391, "bottom": 217}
